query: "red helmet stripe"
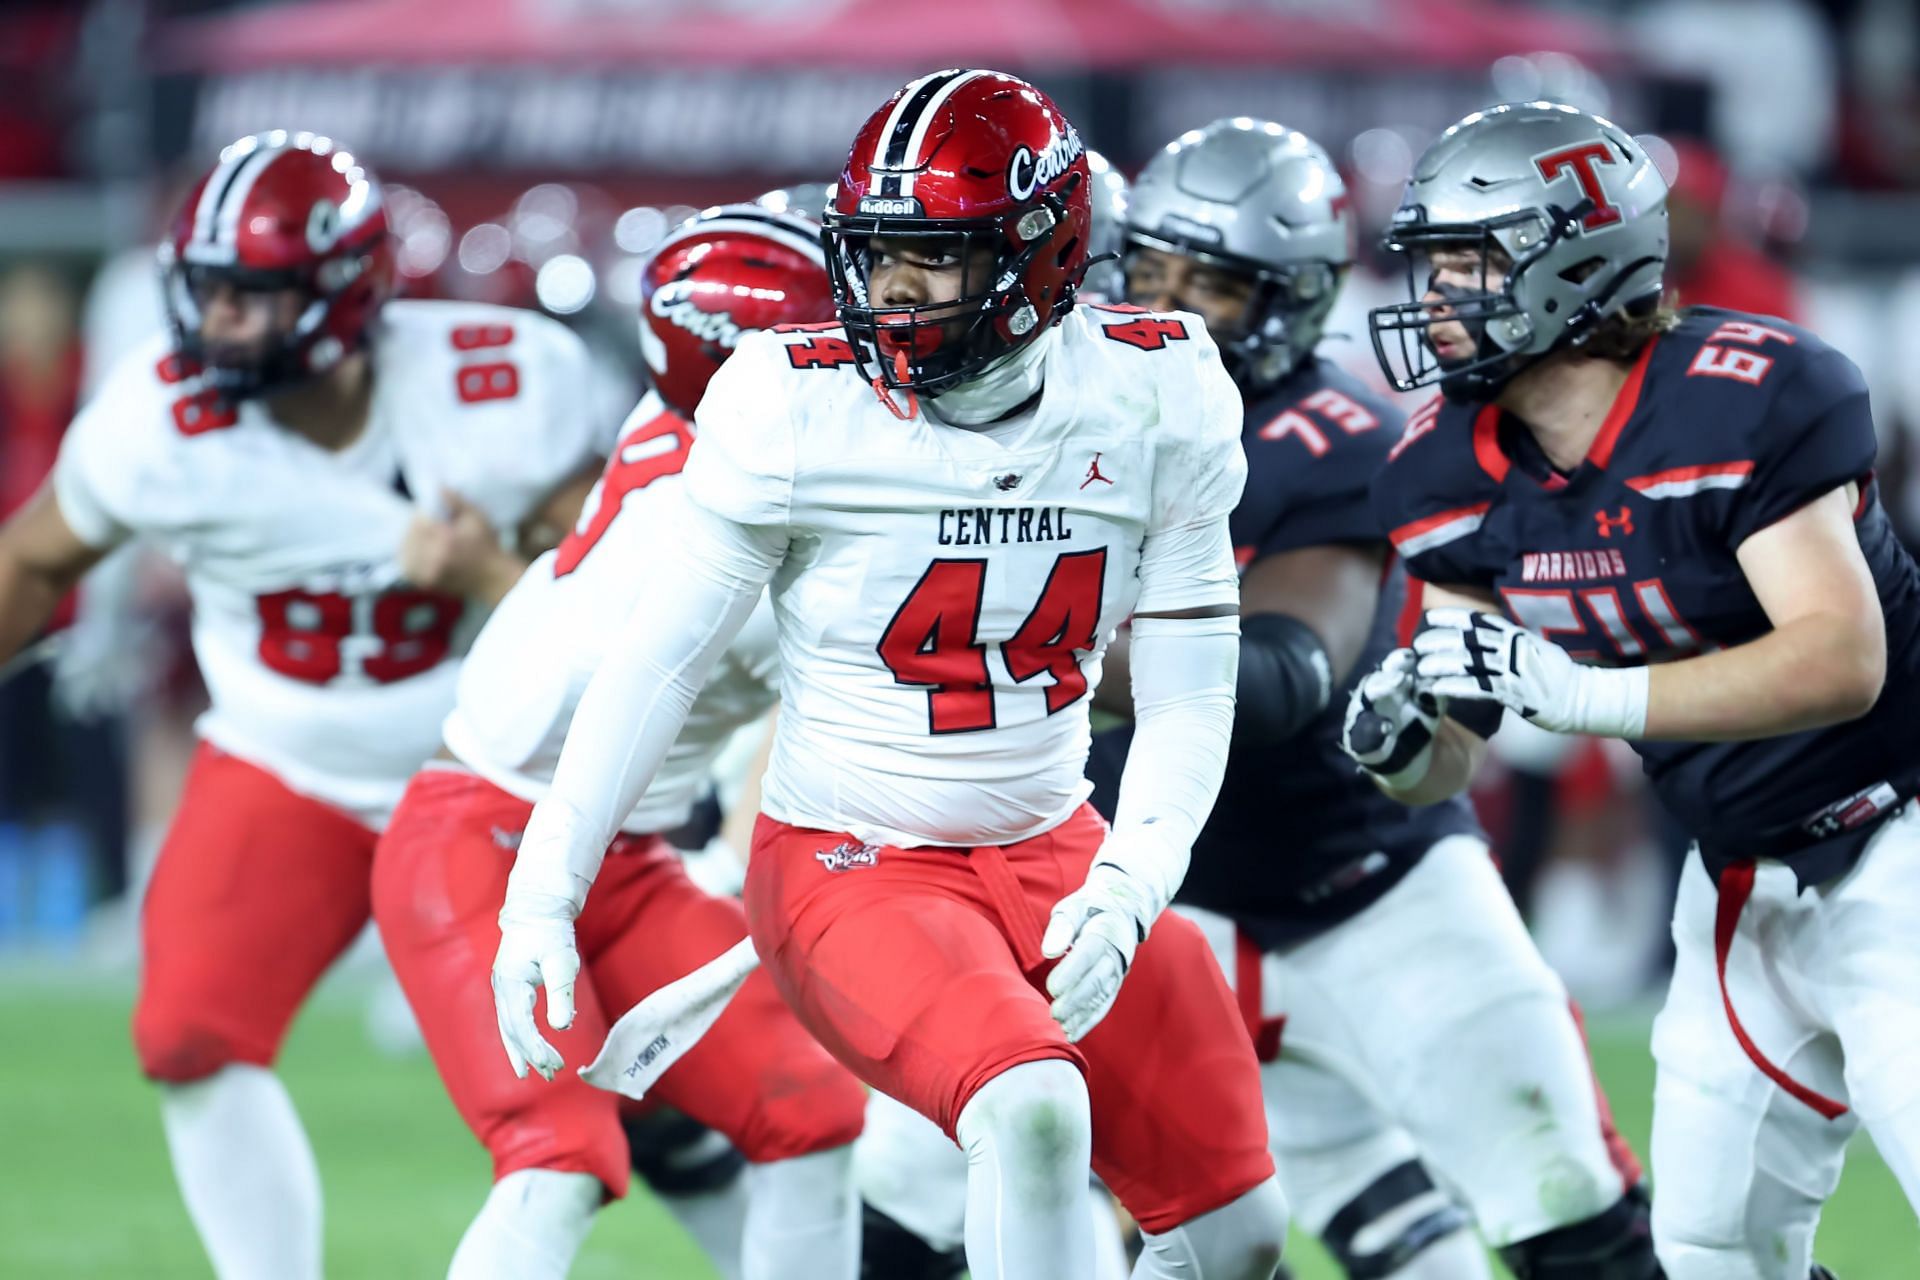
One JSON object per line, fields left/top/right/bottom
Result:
{"left": 897, "top": 69, "right": 992, "bottom": 198}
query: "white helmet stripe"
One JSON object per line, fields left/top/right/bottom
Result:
{"left": 872, "top": 70, "right": 947, "bottom": 175}
{"left": 898, "top": 70, "right": 990, "bottom": 198}
{"left": 212, "top": 144, "right": 288, "bottom": 255}
{"left": 191, "top": 138, "right": 263, "bottom": 250}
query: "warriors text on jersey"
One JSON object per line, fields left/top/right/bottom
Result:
{"left": 443, "top": 391, "right": 778, "bottom": 835}
{"left": 1374, "top": 307, "right": 1920, "bottom": 880}
{"left": 1088, "top": 357, "right": 1479, "bottom": 944}
{"left": 680, "top": 304, "right": 1246, "bottom": 848}
{"left": 53, "top": 300, "right": 609, "bottom": 825}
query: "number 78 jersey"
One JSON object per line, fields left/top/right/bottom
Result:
{"left": 681, "top": 306, "right": 1247, "bottom": 848}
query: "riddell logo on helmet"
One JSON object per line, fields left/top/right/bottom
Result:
{"left": 858, "top": 194, "right": 924, "bottom": 217}
{"left": 1006, "top": 125, "right": 1085, "bottom": 202}
{"left": 651, "top": 284, "right": 743, "bottom": 349}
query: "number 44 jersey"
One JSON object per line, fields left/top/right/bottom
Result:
{"left": 53, "top": 299, "right": 611, "bottom": 826}
{"left": 1374, "top": 306, "right": 1920, "bottom": 881}
{"left": 681, "top": 304, "right": 1247, "bottom": 848}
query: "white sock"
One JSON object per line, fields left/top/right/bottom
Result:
{"left": 159, "top": 1064, "right": 322, "bottom": 1280}
{"left": 956, "top": 1059, "right": 1095, "bottom": 1280}
{"left": 1089, "top": 1182, "right": 1132, "bottom": 1280}
{"left": 448, "top": 1168, "right": 600, "bottom": 1280}
{"left": 741, "top": 1145, "right": 860, "bottom": 1280}
{"left": 659, "top": 1177, "right": 750, "bottom": 1280}
{"left": 1134, "top": 1177, "right": 1288, "bottom": 1280}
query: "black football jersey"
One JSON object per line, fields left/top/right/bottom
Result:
{"left": 1373, "top": 307, "right": 1920, "bottom": 882}
{"left": 1088, "top": 357, "right": 1480, "bottom": 946}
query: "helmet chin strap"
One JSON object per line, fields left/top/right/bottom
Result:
{"left": 921, "top": 327, "right": 1054, "bottom": 427}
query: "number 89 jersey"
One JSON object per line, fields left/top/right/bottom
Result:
{"left": 1373, "top": 307, "right": 1920, "bottom": 877}
{"left": 682, "top": 305, "right": 1246, "bottom": 848}
{"left": 53, "top": 300, "right": 609, "bottom": 827}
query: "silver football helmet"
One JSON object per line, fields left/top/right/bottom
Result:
{"left": 756, "top": 182, "right": 836, "bottom": 224}
{"left": 1123, "top": 117, "right": 1352, "bottom": 389}
{"left": 1369, "top": 101, "right": 1668, "bottom": 400}
{"left": 1080, "top": 150, "right": 1130, "bottom": 303}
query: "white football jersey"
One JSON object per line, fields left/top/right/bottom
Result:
{"left": 682, "top": 306, "right": 1246, "bottom": 848}
{"left": 444, "top": 391, "right": 779, "bottom": 834}
{"left": 53, "top": 300, "right": 611, "bottom": 827}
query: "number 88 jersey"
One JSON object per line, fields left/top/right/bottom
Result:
{"left": 681, "top": 305, "right": 1247, "bottom": 849}
{"left": 52, "top": 299, "right": 610, "bottom": 827}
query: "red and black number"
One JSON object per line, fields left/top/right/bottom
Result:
{"left": 553, "top": 412, "right": 695, "bottom": 577}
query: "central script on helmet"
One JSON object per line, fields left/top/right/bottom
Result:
{"left": 1007, "top": 125, "right": 1084, "bottom": 203}
{"left": 651, "top": 284, "right": 742, "bottom": 348}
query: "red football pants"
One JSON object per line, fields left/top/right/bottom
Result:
{"left": 372, "top": 767, "right": 866, "bottom": 1197}
{"left": 133, "top": 743, "right": 378, "bottom": 1082}
{"left": 744, "top": 803, "right": 1275, "bottom": 1234}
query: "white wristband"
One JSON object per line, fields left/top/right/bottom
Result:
{"left": 1572, "top": 664, "right": 1651, "bottom": 738}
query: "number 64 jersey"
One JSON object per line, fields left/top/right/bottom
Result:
{"left": 681, "top": 305, "right": 1246, "bottom": 849}
{"left": 52, "top": 300, "right": 610, "bottom": 827}
{"left": 1374, "top": 306, "right": 1920, "bottom": 882}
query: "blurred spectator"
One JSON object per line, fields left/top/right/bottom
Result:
{"left": 1660, "top": 136, "right": 1804, "bottom": 320}
{"left": 0, "top": 262, "right": 129, "bottom": 947}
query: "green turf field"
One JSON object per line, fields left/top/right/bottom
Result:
{"left": 0, "top": 982, "right": 1911, "bottom": 1277}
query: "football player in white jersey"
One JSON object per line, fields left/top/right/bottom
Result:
{"left": 490, "top": 70, "right": 1290, "bottom": 1280}
{"left": 371, "top": 205, "right": 868, "bottom": 1280}
{"left": 0, "top": 133, "right": 608, "bottom": 1280}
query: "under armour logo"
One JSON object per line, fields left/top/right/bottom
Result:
{"left": 1080, "top": 452, "right": 1114, "bottom": 489}
{"left": 1594, "top": 506, "right": 1634, "bottom": 539}
{"left": 994, "top": 473, "right": 1022, "bottom": 492}
{"left": 815, "top": 841, "right": 879, "bottom": 873}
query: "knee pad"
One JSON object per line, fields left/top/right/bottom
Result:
{"left": 1498, "top": 1188, "right": 1660, "bottom": 1280}
{"left": 1318, "top": 1159, "right": 1471, "bottom": 1280}
{"left": 859, "top": 1203, "right": 966, "bottom": 1280}
{"left": 955, "top": 1058, "right": 1092, "bottom": 1191}
{"left": 622, "top": 1108, "right": 745, "bottom": 1197}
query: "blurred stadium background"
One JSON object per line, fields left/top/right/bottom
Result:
{"left": 3, "top": 0, "right": 1919, "bottom": 1275}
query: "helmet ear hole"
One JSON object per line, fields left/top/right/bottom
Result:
{"left": 1054, "top": 235, "right": 1080, "bottom": 270}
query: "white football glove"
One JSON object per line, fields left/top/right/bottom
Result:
{"left": 491, "top": 891, "right": 583, "bottom": 1081}
{"left": 1041, "top": 858, "right": 1160, "bottom": 1042}
{"left": 1411, "top": 607, "right": 1648, "bottom": 738}
{"left": 1339, "top": 647, "right": 1441, "bottom": 788}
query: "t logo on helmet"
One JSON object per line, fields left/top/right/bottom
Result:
{"left": 1533, "top": 143, "right": 1622, "bottom": 230}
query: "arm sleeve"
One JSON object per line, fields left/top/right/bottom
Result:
{"left": 507, "top": 492, "right": 786, "bottom": 909}
{"left": 1727, "top": 343, "right": 1877, "bottom": 548}
{"left": 1101, "top": 613, "right": 1241, "bottom": 919}
{"left": 51, "top": 390, "right": 145, "bottom": 550}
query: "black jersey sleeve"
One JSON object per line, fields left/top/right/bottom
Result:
{"left": 1242, "top": 368, "right": 1403, "bottom": 559}
{"left": 1369, "top": 397, "right": 1502, "bottom": 590}
{"left": 1726, "top": 336, "right": 1876, "bottom": 548}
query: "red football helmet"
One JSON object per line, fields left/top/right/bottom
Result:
{"left": 162, "top": 131, "right": 395, "bottom": 400}
{"left": 825, "top": 69, "right": 1092, "bottom": 398}
{"left": 639, "top": 204, "right": 834, "bottom": 418}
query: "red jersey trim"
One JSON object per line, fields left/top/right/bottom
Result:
{"left": 1586, "top": 336, "right": 1661, "bottom": 470}
{"left": 1471, "top": 405, "right": 1509, "bottom": 483}
{"left": 1624, "top": 461, "right": 1755, "bottom": 500}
